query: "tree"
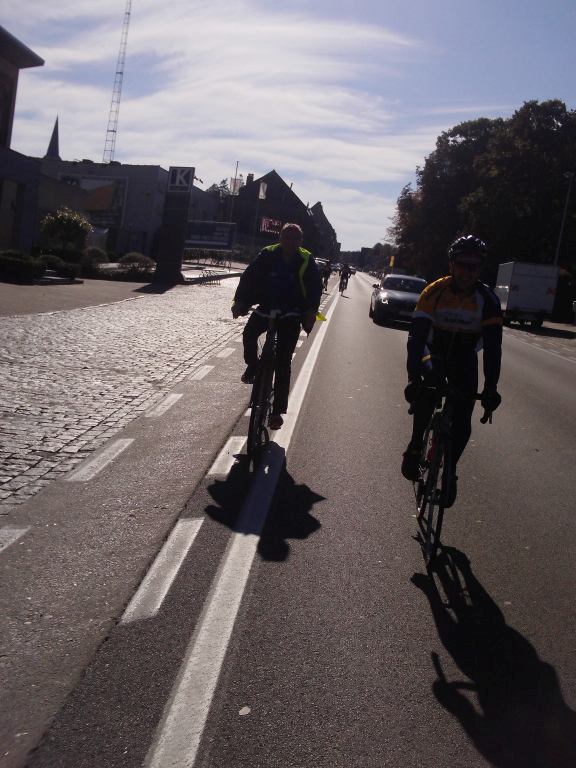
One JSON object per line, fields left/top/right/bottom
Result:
{"left": 41, "top": 207, "right": 93, "bottom": 255}
{"left": 389, "top": 100, "right": 576, "bottom": 280}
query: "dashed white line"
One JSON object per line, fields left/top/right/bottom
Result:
{"left": 216, "top": 348, "right": 234, "bottom": 358}
{"left": 0, "top": 526, "right": 30, "bottom": 555}
{"left": 144, "top": 293, "right": 339, "bottom": 768}
{"left": 505, "top": 333, "right": 576, "bottom": 364}
{"left": 207, "top": 436, "right": 247, "bottom": 477}
{"left": 66, "top": 439, "right": 134, "bottom": 482}
{"left": 121, "top": 519, "right": 204, "bottom": 624}
{"left": 145, "top": 393, "right": 183, "bottom": 418}
{"left": 189, "top": 365, "right": 214, "bottom": 381}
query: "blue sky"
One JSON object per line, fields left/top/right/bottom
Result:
{"left": 6, "top": 0, "right": 576, "bottom": 249}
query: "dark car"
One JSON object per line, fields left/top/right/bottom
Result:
{"left": 369, "top": 274, "right": 427, "bottom": 324}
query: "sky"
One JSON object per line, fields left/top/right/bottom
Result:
{"left": 6, "top": 0, "right": 576, "bottom": 250}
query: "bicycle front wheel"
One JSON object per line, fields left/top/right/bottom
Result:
{"left": 417, "top": 430, "right": 447, "bottom": 567}
{"left": 247, "top": 364, "right": 274, "bottom": 463}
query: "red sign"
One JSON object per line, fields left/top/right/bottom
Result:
{"left": 260, "top": 217, "right": 283, "bottom": 234}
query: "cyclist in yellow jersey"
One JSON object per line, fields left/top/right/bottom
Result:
{"left": 401, "top": 235, "right": 503, "bottom": 506}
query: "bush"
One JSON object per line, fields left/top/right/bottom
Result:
{"left": 38, "top": 254, "right": 66, "bottom": 272}
{"left": 0, "top": 251, "right": 45, "bottom": 284}
{"left": 58, "top": 262, "right": 81, "bottom": 280}
{"left": 119, "top": 252, "right": 155, "bottom": 269}
{"left": 83, "top": 247, "right": 109, "bottom": 265}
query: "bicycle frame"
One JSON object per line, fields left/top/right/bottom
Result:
{"left": 246, "top": 309, "right": 300, "bottom": 464}
{"left": 415, "top": 385, "right": 487, "bottom": 566}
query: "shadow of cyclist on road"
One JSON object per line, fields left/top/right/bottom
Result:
{"left": 205, "top": 445, "right": 322, "bottom": 562}
{"left": 258, "top": 464, "right": 323, "bottom": 562}
{"left": 412, "top": 547, "right": 576, "bottom": 768}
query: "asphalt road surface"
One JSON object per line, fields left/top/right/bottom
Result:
{"left": 23, "top": 274, "right": 576, "bottom": 768}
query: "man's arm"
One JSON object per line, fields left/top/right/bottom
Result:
{"left": 232, "top": 253, "right": 264, "bottom": 314}
{"left": 407, "top": 317, "right": 431, "bottom": 381}
{"left": 302, "top": 258, "right": 323, "bottom": 332}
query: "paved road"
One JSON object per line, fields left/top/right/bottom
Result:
{"left": 7, "top": 274, "right": 576, "bottom": 767}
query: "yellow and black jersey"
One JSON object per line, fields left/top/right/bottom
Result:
{"left": 407, "top": 276, "right": 503, "bottom": 389}
{"left": 414, "top": 276, "right": 502, "bottom": 349}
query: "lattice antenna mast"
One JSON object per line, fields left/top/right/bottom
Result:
{"left": 102, "top": 0, "right": 132, "bottom": 163}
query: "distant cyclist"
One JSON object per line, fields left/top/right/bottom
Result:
{"left": 232, "top": 223, "right": 322, "bottom": 430}
{"left": 401, "top": 235, "right": 503, "bottom": 506}
{"left": 339, "top": 262, "right": 352, "bottom": 292}
{"left": 322, "top": 260, "right": 332, "bottom": 292}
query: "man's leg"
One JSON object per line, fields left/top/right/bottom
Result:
{"left": 449, "top": 356, "right": 478, "bottom": 470}
{"left": 402, "top": 355, "right": 442, "bottom": 481}
{"left": 241, "top": 313, "right": 267, "bottom": 382}
{"left": 271, "top": 317, "right": 301, "bottom": 418}
{"left": 443, "top": 355, "right": 478, "bottom": 507}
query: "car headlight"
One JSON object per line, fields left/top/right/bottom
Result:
{"left": 379, "top": 292, "right": 388, "bottom": 304}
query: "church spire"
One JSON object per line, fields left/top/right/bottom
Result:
{"left": 44, "top": 116, "right": 61, "bottom": 160}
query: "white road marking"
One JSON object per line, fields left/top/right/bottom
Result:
{"left": 66, "top": 439, "right": 134, "bottom": 482}
{"left": 296, "top": 340, "right": 303, "bottom": 348}
{"left": 505, "top": 333, "right": 576, "bottom": 364}
{"left": 0, "top": 526, "right": 30, "bottom": 554}
{"left": 145, "top": 294, "right": 338, "bottom": 768}
{"left": 121, "top": 519, "right": 204, "bottom": 624}
{"left": 145, "top": 393, "right": 183, "bottom": 418}
{"left": 207, "top": 436, "right": 247, "bottom": 477}
{"left": 216, "top": 348, "right": 234, "bottom": 358}
{"left": 189, "top": 365, "right": 214, "bottom": 381}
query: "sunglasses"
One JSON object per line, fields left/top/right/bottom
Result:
{"left": 453, "top": 260, "right": 482, "bottom": 272}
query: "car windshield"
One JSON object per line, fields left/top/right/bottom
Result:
{"left": 382, "top": 277, "right": 426, "bottom": 293}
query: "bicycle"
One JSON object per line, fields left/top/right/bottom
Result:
{"left": 339, "top": 274, "right": 348, "bottom": 294}
{"left": 411, "top": 385, "right": 492, "bottom": 567}
{"left": 246, "top": 309, "right": 300, "bottom": 465}
{"left": 322, "top": 273, "right": 329, "bottom": 292}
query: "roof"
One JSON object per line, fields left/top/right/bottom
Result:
{"left": 0, "top": 26, "right": 44, "bottom": 69}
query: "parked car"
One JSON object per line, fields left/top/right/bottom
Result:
{"left": 369, "top": 274, "right": 427, "bottom": 324}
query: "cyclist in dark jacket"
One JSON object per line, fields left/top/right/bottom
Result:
{"left": 232, "top": 223, "right": 323, "bottom": 430}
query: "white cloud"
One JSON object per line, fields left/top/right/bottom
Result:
{"left": 8, "top": 0, "right": 438, "bottom": 248}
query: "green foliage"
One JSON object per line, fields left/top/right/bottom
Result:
{"left": 119, "top": 252, "right": 155, "bottom": 269}
{"left": 41, "top": 207, "right": 93, "bottom": 252}
{"left": 38, "top": 254, "right": 66, "bottom": 272}
{"left": 0, "top": 251, "right": 45, "bottom": 284}
{"left": 83, "top": 247, "right": 109, "bottom": 265}
{"left": 390, "top": 100, "right": 576, "bottom": 280}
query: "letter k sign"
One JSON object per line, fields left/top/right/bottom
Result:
{"left": 169, "top": 167, "right": 193, "bottom": 191}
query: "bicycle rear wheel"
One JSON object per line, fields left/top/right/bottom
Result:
{"left": 417, "top": 428, "right": 447, "bottom": 567}
{"left": 247, "top": 364, "right": 274, "bottom": 463}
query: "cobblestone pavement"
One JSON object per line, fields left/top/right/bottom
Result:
{"left": 0, "top": 281, "right": 242, "bottom": 514}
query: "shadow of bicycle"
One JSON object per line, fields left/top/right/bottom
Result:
{"left": 412, "top": 546, "right": 576, "bottom": 767}
{"left": 205, "top": 443, "right": 323, "bottom": 562}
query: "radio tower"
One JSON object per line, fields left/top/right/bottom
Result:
{"left": 102, "top": 0, "right": 132, "bottom": 163}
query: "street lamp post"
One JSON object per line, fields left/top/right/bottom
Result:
{"left": 554, "top": 171, "right": 575, "bottom": 266}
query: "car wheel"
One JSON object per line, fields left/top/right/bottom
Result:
{"left": 373, "top": 304, "right": 383, "bottom": 324}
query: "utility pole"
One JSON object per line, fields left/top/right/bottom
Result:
{"left": 102, "top": 0, "right": 132, "bottom": 163}
{"left": 228, "top": 161, "right": 239, "bottom": 223}
{"left": 554, "top": 171, "right": 575, "bottom": 266}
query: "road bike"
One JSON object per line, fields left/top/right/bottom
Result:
{"left": 247, "top": 309, "right": 300, "bottom": 465}
{"left": 411, "top": 385, "right": 492, "bottom": 567}
{"left": 339, "top": 274, "right": 348, "bottom": 294}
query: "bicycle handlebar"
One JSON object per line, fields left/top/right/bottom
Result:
{"left": 407, "top": 387, "right": 493, "bottom": 425}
